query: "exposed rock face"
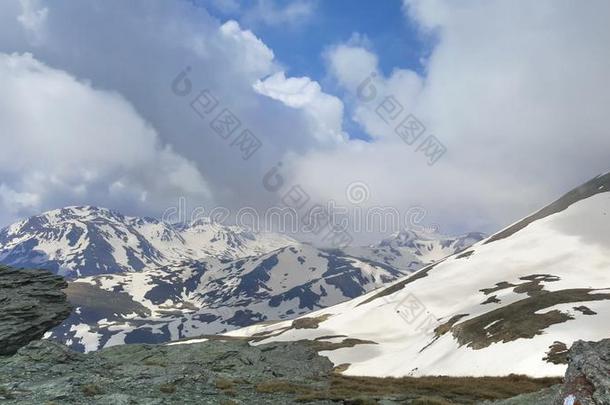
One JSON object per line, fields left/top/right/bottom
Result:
{"left": 555, "top": 339, "right": 610, "bottom": 405}
{"left": 482, "top": 339, "right": 610, "bottom": 405}
{"left": 0, "top": 266, "right": 72, "bottom": 355}
{"left": 0, "top": 339, "right": 335, "bottom": 404}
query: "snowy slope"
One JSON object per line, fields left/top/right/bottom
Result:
{"left": 0, "top": 206, "right": 296, "bottom": 278}
{"left": 227, "top": 173, "right": 610, "bottom": 378}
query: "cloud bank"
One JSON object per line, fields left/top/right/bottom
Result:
{"left": 0, "top": 0, "right": 608, "bottom": 244}
{"left": 0, "top": 52, "right": 210, "bottom": 222}
{"left": 285, "top": 0, "right": 610, "bottom": 237}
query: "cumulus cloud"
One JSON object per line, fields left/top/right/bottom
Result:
{"left": 253, "top": 72, "right": 346, "bottom": 144}
{"left": 0, "top": 0, "right": 608, "bottom": 246}
{"left": 286, "top": 0, "right": 610, "bottom": 240}
{"left": 325, "top": 44, "right": 424, "bottom": 141}
{"left": 0, "top": 1, "right": 344, "bottom": 227}
{"left": 218, "top": 20, "right": 275, "bottom": 77}
{"left": 325, "top": 45, "right": 379, "bottom": 91}
{"left": 0, "top": 52, "right": 211, "bottom": 225}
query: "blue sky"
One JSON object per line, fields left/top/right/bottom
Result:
{"left": 226, "top": 0, "right": 431, "bottom": 78}
{"left": 202, "top": 0, "right": 436, "bottom": 141}
{"left": 0, "top": 0, "right": 608, "bottom": 241}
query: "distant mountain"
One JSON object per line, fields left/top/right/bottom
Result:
{"left": 345, "top": 230, "right": 486, "bottom": 272}
{"left": 46, "top": 243, "right": 405, "bottom": 352}
{"left": 0, "top": 206, "right": 483, "bottom": 352}
{"left": 227, "top": 172, "right": 610, "bottom": 378}
{"left": 0, "top": 206, "right": 295, "bottom": 278}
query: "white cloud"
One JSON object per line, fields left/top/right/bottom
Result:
{"left": 0, "top": 0, "right": 608, "bottom": 245}
{"left": 326, "top": 44, "right": 424, "bottom": 141}
{"left": 0, "top": 1, "right": 345, "bottom": 227}
{"left": 286, "top": 0, "right": 610, "bottom": 241}
{"left": 0, "top": 184, "right": 40, "bottom": 215}
{"left": 0, "top": 52, "right": 211, "bottom": 225}
{"left": 326, "top": 45, "right": 379, "bottom": 91}
{"left": 253, "top": 71, "right": 346, "bottom": 144}
{"left": 16, "top": 0, "right": 48, "bottom": 45}
{"left": 219, "top": 20, "right": 275, "bottom": 77}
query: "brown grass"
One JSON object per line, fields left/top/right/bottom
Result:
{"left": 292, "top": 314, "right": 332, "bottom": 329}
{"left": 81, "top": 384, "right": 103, "bottom": 397}
{"left": 159, "top": 383, "right": 176, "bottom": 394}
{"left": 543, "top": 341, "right": 569, "bottom": 365}
{"left": 411, "top": 396, "right": 454, "bottom": 404}
{"left": 66, "top": 282, "right": 150, "bottom": 317}
{"left": 333, "top": 363, "right": 351, "bottom": 373}
{"left": 452, "top": 288, "right": 610, "bottom": 349}
{"left": 254, "top": 374, "right": 562, "bottom": 404}
{"left": 305, "top": 338, "right": 377, "bottom": 352}
{"left": 215, "top": 378, "right": 236, "bottom": 390}
{"left": 255, "top": 380, "right": 312, "bottom": 395}
{"left": 0, "top": 386, "right": 14, "bottom": 400}
{"left": 143, "top": 358, "right": 167, "bottom": 367}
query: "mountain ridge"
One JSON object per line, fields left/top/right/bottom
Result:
{"left": 224, "top": 172, "right": 610, "bottom": 378}
{"left": 0, "top": 205, "right": 484, "bottom": 352}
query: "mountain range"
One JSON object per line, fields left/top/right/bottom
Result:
{"left": 0, "top": 205, "right": 483, "bottom": 351}
{"left": 0, "top": 206, "right": 295, "bottom": 278}
{"left": 224, "top": 172, "right": 610, "bottom": 378}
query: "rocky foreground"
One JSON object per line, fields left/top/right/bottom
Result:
{"left": 0, "top": 265, "right": 608, "bottom": 404}
{"left": 0, "top": 335, "right": 566, "bottom": 404}
{"left": 0, "top": 338, "right": 335, "bottom": 404}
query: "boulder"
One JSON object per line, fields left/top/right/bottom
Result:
{"left": 0, "top": 266, "right": 72, "bottom": 355}
{"left": 555, "top": 339, "right": 610, "bottom": 405}
{"left": 481, "top": 339, "right": 610, "bottom": 405}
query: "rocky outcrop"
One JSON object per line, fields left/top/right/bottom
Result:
{"left": 0, "top": 338, "right": 335, "bottom": 404}
{"left": 555, "top": 339, "right": 610, "bottom": 405}
{"left": 0, "top": 266, "right": 72, "bottom": 355}
{"left": 481, "top": 339, "right": 610, "bottom": 405}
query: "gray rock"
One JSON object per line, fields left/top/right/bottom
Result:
{"left": 478, "top": 386, "right": 561, "bottom": 405}
{"left": 0, "top": 338, "right": 336, "bottom": 404}
{"left": 554, "top": 339, "right": 610, "bottom": 405}
{"left": 0, "top": 266, "right": 72, "bottom": 355}
{"left": 481, "top": 338, "right": 610, "bottom": 405}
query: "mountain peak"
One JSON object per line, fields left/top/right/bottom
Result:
{"left": 33, "top": 206, "right": 126, "bottom": 224}
{"left": 0, "top": 206, "right": 296, "bottom": 278}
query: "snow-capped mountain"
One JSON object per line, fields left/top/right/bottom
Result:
{"left": 0, "top": 206, "right": 295, "bottom": 278}
{"left": 227, "top": 172, "right": 610, "bottom": 378}
{"left": 345, "top": 230, "right": 486, "bottom": 271}
{"left": 46, "top": 243, "right": 405, "bottom": 352}
{"left": 0, "top": 206, "right": 483, "bottom": 352}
